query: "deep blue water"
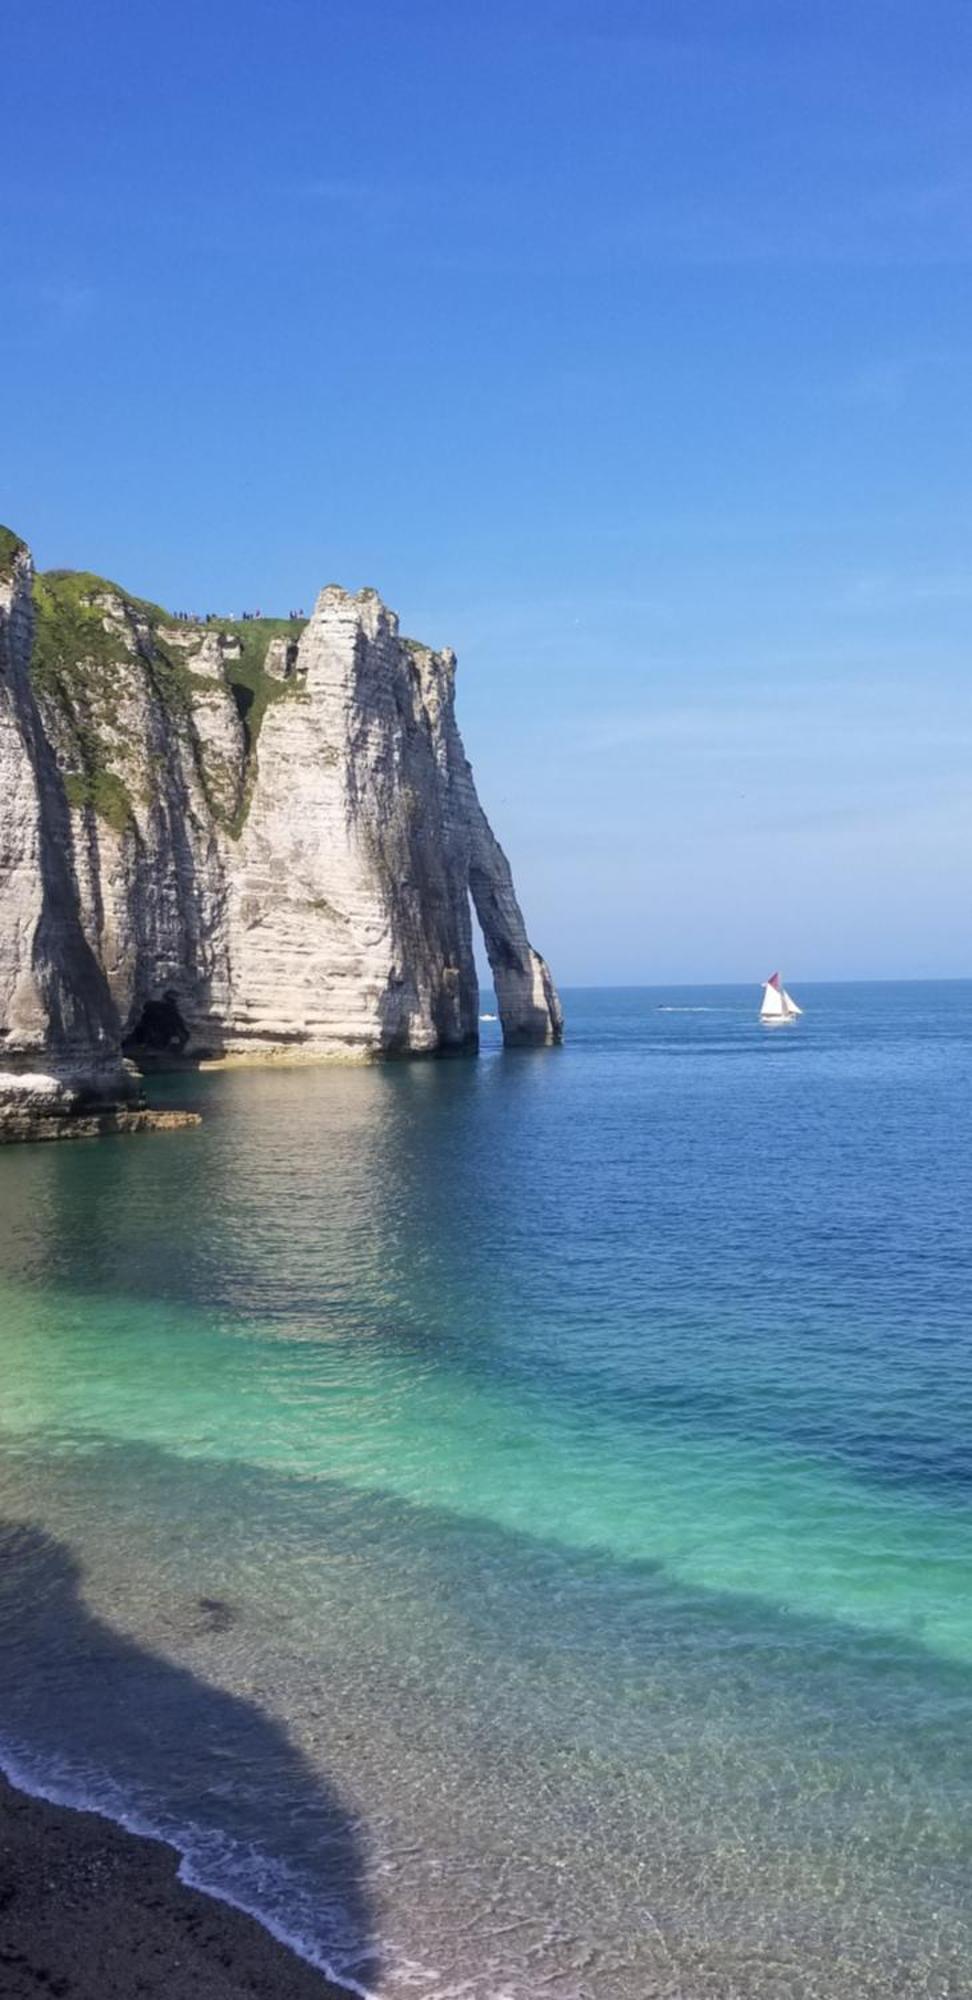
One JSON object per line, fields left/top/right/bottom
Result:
{"left": 0, "top": 983, "right": 970, "bottom": 1997}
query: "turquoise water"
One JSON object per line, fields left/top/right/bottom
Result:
{"left": 0, "top": 984, "right": 971, "bottom": 1997}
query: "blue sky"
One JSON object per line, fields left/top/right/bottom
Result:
{"left": 3, "top": 0, "right": 971, "bottom": 981}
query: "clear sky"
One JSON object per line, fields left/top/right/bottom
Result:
{"left": 3, "top": 0, "right": 970, "bottom": 982}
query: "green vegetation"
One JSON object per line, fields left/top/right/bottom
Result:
{"left": 218, "top": 618, "right": 307, "bottom": 745}
{"left": 63, "top": 769, "right": 133, "bottom": 835}
{"left": 29, "top": 570, "right": 196, "bottom": 836}
{"left": 0, "top": 526, "right": 27, "bottom": 579}
{"left": 25, "top": 568, "right": 309, "bottom": 838}
{"left": 210, "top": 619, "right": 307, "bottom": 837}
{"left": 42, "top": 568, "right": 171, "bottom": 625}
{"left": 31, "top": 571, "right": 136, "bottom": 699}
{"left": 31, "top": 570, "right": 193, "bottom": 711}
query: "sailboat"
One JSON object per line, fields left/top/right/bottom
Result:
{"left": 759, "top": 972, "right": 802, "bottom": 1026}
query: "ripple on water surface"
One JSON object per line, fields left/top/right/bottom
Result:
{"left": 0, "top": 984, "right": 970, "bottom": 1997}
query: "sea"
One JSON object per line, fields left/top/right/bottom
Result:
{"left": 0, "top": 983, "right": 970, "bottom": 1999}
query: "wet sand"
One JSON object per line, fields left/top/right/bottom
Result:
{"left": 0, "top": 1773, "right": 352, "bottom": 2000}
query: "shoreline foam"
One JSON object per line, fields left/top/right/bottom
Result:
{"left": 0, "top": 1755, "right": 374, "bottom": 2000}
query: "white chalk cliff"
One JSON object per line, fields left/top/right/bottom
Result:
{"left": 0, "top": 531, "right": 561, "bottom": 1136}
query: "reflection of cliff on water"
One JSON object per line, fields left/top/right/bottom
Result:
{"left": 0, "top": 1053, "right": 563, "bottom": 1372}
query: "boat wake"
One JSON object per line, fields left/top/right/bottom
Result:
{"left": 657, "top": 1005, "right": 725, "bottom": 1013}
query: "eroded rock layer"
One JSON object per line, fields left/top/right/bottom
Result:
{"left": 0, "top": 530, "right": 561, "bottom": 1132}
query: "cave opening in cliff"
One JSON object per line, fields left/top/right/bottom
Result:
{"left": 125, "top": 990, "right": 190, "bottom": 1056}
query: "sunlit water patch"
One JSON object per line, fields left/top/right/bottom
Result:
{"left": 0, "top": 984, "right": 970, "bottom": 1996}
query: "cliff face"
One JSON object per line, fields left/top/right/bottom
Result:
{"left": 0, "top": 537, "right": 136, "bottom": 1134}
{"left": 0, "top": 531, "right": 561, "bottom": 1132}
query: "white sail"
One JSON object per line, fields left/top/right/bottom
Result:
{"left": 760, "top": 972, "right": 802, "bottom": 1024}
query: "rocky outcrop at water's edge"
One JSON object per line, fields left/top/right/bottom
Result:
{"left": 0, "top": 528, "right": 562, "bottom": 1138}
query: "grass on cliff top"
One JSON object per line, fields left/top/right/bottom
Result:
{"left": 0, "top": 525, "right": 27, "bottom": 579}
{"left": 43, "top": 568, "right": 171, "bottom": 624}
{"left": 215, "top": 617, "right": 307, "bottom": 749}
{"left": 31, "top": 572, "right": 142, "bottom": 702}
{"left": 28, "top": 570, "right": 199, "bottom": 837}
{"left": 27, "top": 571, "right": 309, "bottom": 836}
{"left": 206, "top": 619, "right": 307, "bottom": 837}
{"left": 30, "top": 571, "right": 194, "bottom": 712}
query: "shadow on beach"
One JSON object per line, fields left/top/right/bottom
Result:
{"left": 0, "top": 1521, "right": 379, "bottom": 1998}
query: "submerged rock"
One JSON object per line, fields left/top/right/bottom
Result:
{"left": 0, "top": 531, "right": 562, "bottom": 1137}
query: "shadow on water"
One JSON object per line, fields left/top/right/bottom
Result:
{"left": 1, "top": 1438, "right": 972, "bottom": 1991}
{"left": 0, "top": 1521, "right": 378, "bottom": 1996}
